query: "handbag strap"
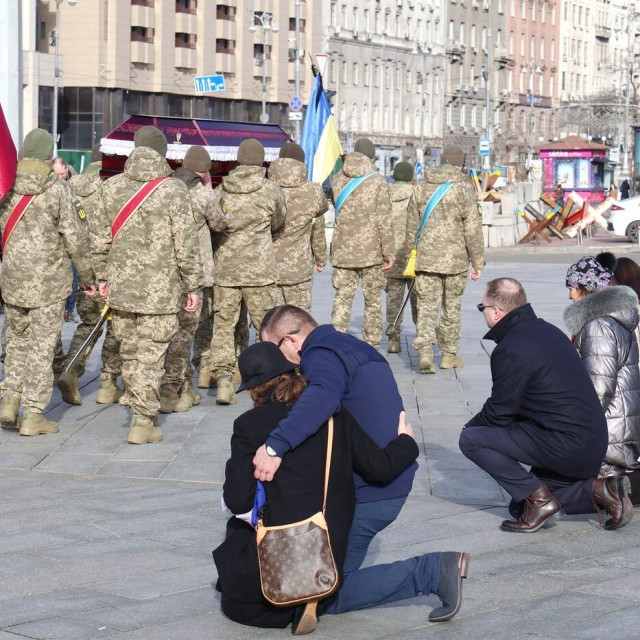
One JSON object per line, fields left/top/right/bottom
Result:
{"left": 321, "top": 417, "right": 334, "bottom": 515}
{"left": 413, "top": 182, "right": 454, "bottom": 246}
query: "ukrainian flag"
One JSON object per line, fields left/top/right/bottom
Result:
{"left": 301, "top": 74, "right": 343, "bottom": 184}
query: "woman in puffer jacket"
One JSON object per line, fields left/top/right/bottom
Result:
{"left": 564, "top": 256, "right": 640, "bottom": 500}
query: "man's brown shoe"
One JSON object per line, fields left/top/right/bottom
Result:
{"left": 500, "top": 484, "right": 564, "bottom": 533}
{"left": 593, "top": 476, "right": 634, "bottom": 530}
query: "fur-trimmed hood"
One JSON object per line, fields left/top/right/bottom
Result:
{"left": 564, "top": 285, "right": 639, "bottom": 336}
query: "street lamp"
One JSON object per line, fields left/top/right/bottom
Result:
{"left": 249, "top": 11, "right": 279, "bottom": 124}
{"left": 49, "top": 0, "right": 78, "bottom": 156}
{"left": 412, "top": 43, "right": 430, "bottom": 180}
{"left": 521, "top": 59, "right": 545, "bottom": 168}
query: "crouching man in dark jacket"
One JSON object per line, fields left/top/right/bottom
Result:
{"left": 459, "top": 277, "right": 634, "bottom": 532}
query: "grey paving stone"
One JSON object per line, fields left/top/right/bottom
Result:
{"left": 6, "top": 615, "right": 118, "bottom": 639}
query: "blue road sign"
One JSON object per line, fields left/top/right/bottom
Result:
{"left": 289, "top": 95, "right": 303, "bottom": 112}
{"left": 415, "top": 161, "right": 423, "bottom": 177}
{"left": 194, "top": 74, "right": 226, "bottom": 94}
{"left": 479, "top": 138, "right": 491, "bottom": 156}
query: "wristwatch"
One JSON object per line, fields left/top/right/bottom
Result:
{"left": 265, "top": 445, "right": 279, "bottom": 458}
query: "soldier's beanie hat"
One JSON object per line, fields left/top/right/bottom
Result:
{"left": 354, "top": 138, "right": 376, "bottom": 159}
{"left": 23, "top": 128, "right": 54, "bottom": 161}
{"left": 279, "top": 141, "right": 305, "bottom": 163}
{"left": 237, "top": 138, "right": 265, "bottom": 166}
{"left": 393, "top": 161, "right": 414, "bottom": 183}
{"left": 134, "top": 126, "right": 168, "bottom": 158}
{"left": 183, "top": 146, "right": 212, "bottom": 173}
{"left": 441, "top": 145, "right": 465, "bottom": 167}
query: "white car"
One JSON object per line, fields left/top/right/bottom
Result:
{"left": 604, "top": 195, "right": 640, "bottom": 242}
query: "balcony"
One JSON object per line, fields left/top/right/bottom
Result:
{"left": 446, "top": 39, "right": 465, "bottom": 63}
{"left": 495, "top": 46, "right": 515, "bottom": 69}
{"left": 131, "top": 40, "right": 154, "bottom": 64}
{"left": 595, "top": 26, "right": 611, "bottom": 40}
{"left": 175, "top": 46, "right": 196, "bottom": 69}
{"left": 131, "top": 4, "right": 155, "bottom": 28}
{"left": 216, "top": 53, "right": 236, "bottom": 74}
{"left": 175, "top": 11, "right": 197, "bottom": 34}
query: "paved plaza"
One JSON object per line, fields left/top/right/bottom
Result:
{"left": 2, "top": 241, "right": 640, "bottom": 639}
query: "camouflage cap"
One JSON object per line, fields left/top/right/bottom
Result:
{"left": 183, "top": 145, "right": 212, "bottom": 173}
{"left": 441, "top": 145, "right": 464, "bottom": 167}
{"left": 354, "top": 138, "right": 375, "bottom": 159}
{"left": 23, "top": 128, "right": 54, "bottom": 161}
{"left": 393, "top": 161, "right": 414, "bottom": 183}
{"left": 237, "top": 138, "right": 265, "bottom": 166}
{"left": 134, "top": 126, "right": 168, "bottom": 158}
{"left": 279, "top": 141, "right": 305, "bottom": 163}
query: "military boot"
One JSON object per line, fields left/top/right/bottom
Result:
{"left": 96, "top": 373, "right": 124, "bottom": 404}
{"left": 197, "top": 369, "right": 211, "bottom": 389}
{"left": 20, "top": 412, "right": 59, "bottom": 436}
{"left": 419, "top": 353, "right": 437, "bottom": 374}
{"left": 56, "top": 371, "right": 82, "bottom": 405}
{"left": 388, "top": 335, "right": 401, "bottom": 354}
{"left": 216, "top": 376, "right": 237, "bottom": 405}
{"left": 440, "top": 353, "right": 464, "bottom": 369}
{"left": 127, "top": 415, "right": 163, "bottom": 445}
{"left": 174, "top": 380, "right": 201, "bottom": 412}
{"left": 159, "top": 385, "right": 180, "bottom": 414}
{"left": 1, "top": 394, "right": 21, "bottom": 430}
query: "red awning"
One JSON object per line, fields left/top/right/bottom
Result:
{"left": 100, "top": 114, "right": 291, "bottom": 162}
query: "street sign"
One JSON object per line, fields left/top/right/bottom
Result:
{"left": 479, "top": 138, "right": 491, "bottom": 156}
{"left": 415, "top": 161, "right": 423, "bottom": 177}
{"left": 194, "top": 74, "right": 226, "bottom": 94}
{"left": 314, "top": 53, "right": 329, "bottom": 77}
{"left": 288, "top": 111, "right": 303, "bottom": 121}
{"left": 289, "top": 95, "right": 303, "bottom": 112}
{"left": 526, "top": 95, "right": 542, "bottom": 105}
{"left": 260, "top": 113, "right": 270, "bottom": 124}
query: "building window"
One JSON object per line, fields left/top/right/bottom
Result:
{"left": 131, "top": 26, "right": 154, "bottom": 43}
{"left": 216, "top": 38, "right": 235, "bottom": 54}
{"left": 531, "top": 0, "right": 535, "bottom": 21}
{"left": 175, "top": 32, "right": 196, "bottom": 49}
{"left": 341, "top": 4, "right": 347, "bottom": 29}
{"left": 353, "top": 63, "right": 359, "bottom": 86}
{"left": 550, "top": 39, "right": 555, "bottom": 62}
{"left": 471, "top": 24, "right": 476, "bottom": 47}
{"left": 364, "top": 64, "right": 370, "bottom": 86}
{"left": 289, "top": 18, "right": 306, "bottom": 32}
{"left": 132, "top": 0, "right": 154, "bottom": 6}
{"left": 459, "top": 23, "right": 465, "bottom": 45}
{"left": 216, "top": 4, "right": 235, "bottom": 20}
{"left": 175, "top": 0, "right": 197, "bottom": 14}
{"left": 541, "top": 1, "right": 546, "bottom": 22}
{"left": 540, "top": 36, "right": 545, "bottom": 59}
{"left": 352, "top": 8, "right": 358, "bottom": 32}
{"left": 342, "top": 61, "right": 348, "bottom": 84}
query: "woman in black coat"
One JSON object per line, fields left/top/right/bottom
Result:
{"left": 213, "top": 342, "right": 468, "bottom": 634}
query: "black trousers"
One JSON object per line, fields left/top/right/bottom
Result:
{"left": 459, "top": 424, "right": 596, "bottom": 515}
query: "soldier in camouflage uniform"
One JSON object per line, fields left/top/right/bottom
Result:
{"left": 386, "top": 162, "right": 418, "bottom": 354}
{"left": 405, "top": 145, "right": 484, "bottom": 374}
{"left": 0, "top": 129, "right": 95, "bottom": 436}
{"left": 267, "top": 141, "right": 328, "bottom": 311}
{"left": 92, "top": 126, "right": 203, "bottom": 444}
{"left": 53, "top": 147, "right": 124, "bottom": 406}
{"left": 210, "top": 138, "right": 286, "bottom": 405}
{"left": 330, "top": 138, "right": 395, "bottom": 349}
{"left": 160, "top": 146, "right": 227, "bottom": 413}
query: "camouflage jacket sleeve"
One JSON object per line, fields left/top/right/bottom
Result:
{"left": 170, "top": 190, "right": 204, "bottom": 294}
{"left": 90, "top": 183, "right": 114, "bottom": 281}
{"left": 375, "top": 181, "right": 395, "bottom": 263}
{"left": 59, "top": 182, "right": 94, "bottom": 286}
{"left": 461, "top": 186, "right": 485, "bottom": 270}
{"left": 311, "top": 184, "right": 328, "bottom": 267}
{"left": 404, "top": 190, "right": 420, "bottom": 258}
{"left": 270, "top": 184, "right": 287, "bottom": 235}
{"left": 202, "top": 188, "right": 228, "bottom": 233}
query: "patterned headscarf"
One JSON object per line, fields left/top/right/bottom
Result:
{"left": 565, "top": 255, "right": 612, "bottom": 292}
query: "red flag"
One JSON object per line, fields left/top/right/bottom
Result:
{"left": 0, "top": 102, "right": 18, "bottom": 202}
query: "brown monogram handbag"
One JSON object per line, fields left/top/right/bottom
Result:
{"left": 255, "top": 417, "right": 338, "bottom": 607}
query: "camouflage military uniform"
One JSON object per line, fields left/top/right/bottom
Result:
{"left": 267, "top": 157, "right": 328, "bottom": 311}
{"left": 53, "top": 168, "right": 122, "bottom": 379}
{"left": 330, "top": 152, "right": 395, "bottom": 348}
{"left": 92, "top": 147, "right": 203, "bottom": 419}
{"left": 209, "top": 165, "right": 286, "bottom": 378}
{"left": 386, "top": 181, "right": 418, "bottom": 339}
{"left": 405, "top": 164, "right": 484, "bottom": 358}
{"left": 0, "top": 159, "right": 93, "bottom": 413}
{"left": 161, "top": 169, "right": 226, "bottom": 392}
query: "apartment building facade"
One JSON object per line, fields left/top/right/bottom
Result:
{"left": 28, "top": 0, "right": 322, "bottom": 151}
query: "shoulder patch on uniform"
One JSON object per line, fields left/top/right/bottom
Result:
{"left": 74, "top": 197, "right": 86, "bottom": 220}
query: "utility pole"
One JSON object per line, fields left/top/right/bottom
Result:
{"left": 53, "top": 0, "right": 61, "bottom": 155}
{"left": 624, "top": 8, "right": 634, "bottom": 177}
{"left": 294, "top": 0, "right": 301, "bottom": 142}
{"left": 484, "top": 0, "right": 493, "bottom": 169}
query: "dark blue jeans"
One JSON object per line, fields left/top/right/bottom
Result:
{"left": 325, "top": 496, "right": 441, "bottom": 614}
